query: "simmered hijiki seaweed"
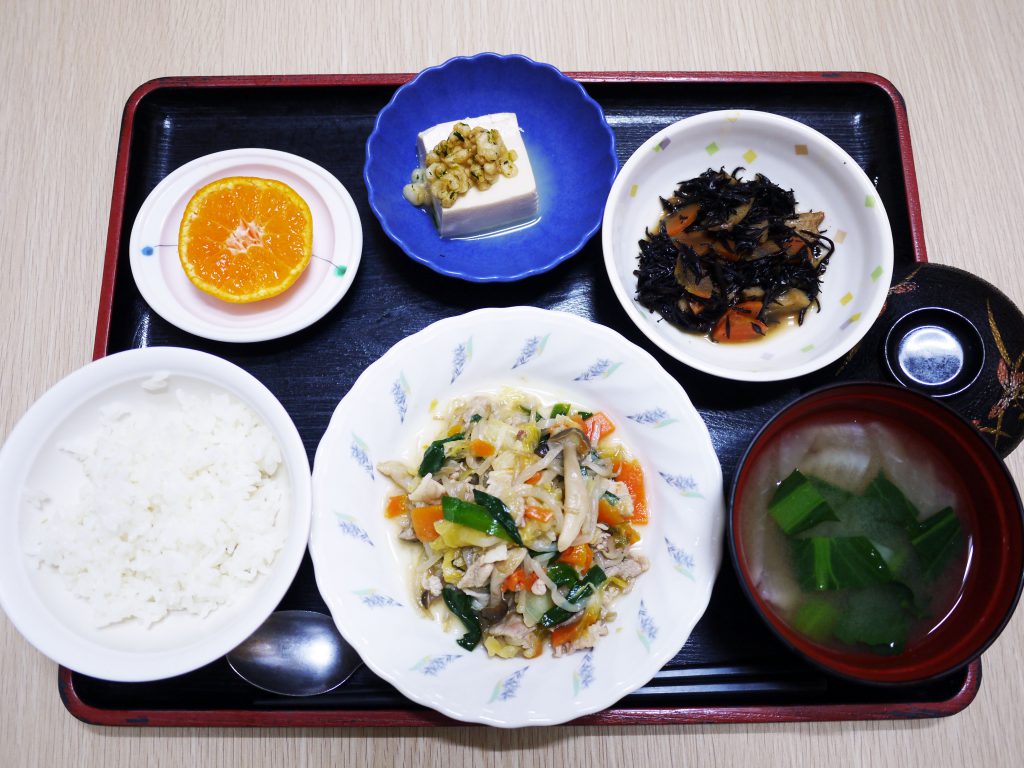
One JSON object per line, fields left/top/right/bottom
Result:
{"left": 634, "top": 168, "right": 835, "bottom": 342}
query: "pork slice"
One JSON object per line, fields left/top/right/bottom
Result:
{"left": 490, "top": 611, "right": 533, "bottom": 642}
{"left": 551, "top": 621, "right": 609, "bottom": 657}
{"left": 605, "top": 553, "right": 650, "bottom": 581}
{"left": 409, "top": 474, "right": 444, "bottom": 503}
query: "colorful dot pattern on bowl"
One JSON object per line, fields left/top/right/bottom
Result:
{"left": 840, "top": 313, "right": 863, "bottom": 330}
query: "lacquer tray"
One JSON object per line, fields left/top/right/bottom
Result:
{"left": 60, "top": 71, "right": 980, "bottom": 726}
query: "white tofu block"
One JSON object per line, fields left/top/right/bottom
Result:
{"left": 417, "top": 113, "right": 540, "bottom": 238}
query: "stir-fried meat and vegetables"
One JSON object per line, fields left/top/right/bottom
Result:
{"left": 635, "top": 168, "right": 835, "bottom": 343}
{"left": 379, "top": 390, "right": 649, "bottom": 658}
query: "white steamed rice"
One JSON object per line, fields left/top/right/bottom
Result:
{"left": 23, "top": 379, "right": 289, "bottom": 628}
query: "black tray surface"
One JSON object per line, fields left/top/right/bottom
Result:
{"left": 73, "top": 79, "right": 966, "bottom": 714}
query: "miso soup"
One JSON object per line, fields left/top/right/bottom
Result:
{"left": 739, "top": 414, "right": 971, "bottom": 655}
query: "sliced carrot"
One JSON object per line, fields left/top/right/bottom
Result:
{"left": 675, "top": 230, "right": 714, "bottom": 255}
{"left": 525, "top": 472, "right": 543, "bottom": 485}
{"left": 583, "top": 412, "right": 616, "bottom": 444}
{"left": 384, "top": 494, "right": 408, "bottom": 519}
{"left": 525, "top": 504, "right": 553, "bottom": 523}
{"left": 784, "top": 235, "right": 808, "bottom": 257}
{"left": 569, "top": 414, "right": 586, "bottom": 430}
{"left": 470, "top": 439, "right": 495, "bottom": 457}
{"left": 712, "top": 241, "right": 740, "bottom": 262}
{"left": 711, "top": 301, "right": 767, "bottom": 343}
{"left": 447, "top": 425, "right": 462, "bottom": 437}
{"left": 502, "top": 569, "right": 539, "bottom": 592}
{"left": 410, "top": 504, "right": 444, "bottom": 542}
{"left": 550, "top": 620, "right": 579, "bottom": 647}
{"left": 551, "top": 606, "right": 599, "bottom": 647}
{"left": 664, "top": 203, "right": 699, "bottom": 238}
{"left": 615, "top": 459, "right": 649, "bottom": 525}
{"left": 559, "top": 543, "right": 593, "bottom": 573}
{"left": 598, "top": 496, "right": 626, "bottom": 526}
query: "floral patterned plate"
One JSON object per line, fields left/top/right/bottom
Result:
{"left": 308, "top": 307, "right": 724, "bottom": 727}
{"left": 602, "top": 110, "right": 894, "bottom": 382}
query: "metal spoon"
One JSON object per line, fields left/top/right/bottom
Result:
{"left": 226, "top": 610, "right": 362, "bottom": 697}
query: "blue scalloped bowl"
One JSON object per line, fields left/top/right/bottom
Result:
{"left": 364, "top": 53, "right": 617, "bottom": 282}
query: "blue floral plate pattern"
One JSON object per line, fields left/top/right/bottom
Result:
{"left": 309, "top": 308, "right": 724, "bottom": 726}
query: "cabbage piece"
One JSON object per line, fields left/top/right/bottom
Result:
{"left": 799, "top": 446, "right": 879, "bottom": 495}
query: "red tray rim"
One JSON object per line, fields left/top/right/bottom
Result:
{"left": 59, "top": 663, "right": 980, "bottom": 727}
{"left": 71, "top": 70, "right": 967, "bottom": 728}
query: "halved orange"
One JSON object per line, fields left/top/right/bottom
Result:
{"left": 178, "top": 176, "right": 313, "bottom": 303}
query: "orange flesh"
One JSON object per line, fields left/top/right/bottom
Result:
{"left": 178, "top": 176, "right": 313, "bottom": 303}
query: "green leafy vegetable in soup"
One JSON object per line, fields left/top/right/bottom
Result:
{"left": 744, "top": 418, "right": 968, "bottom": 655}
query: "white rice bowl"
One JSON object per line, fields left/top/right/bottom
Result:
{"left": 0, "top": 347, "right": 311, "bottom": 681}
